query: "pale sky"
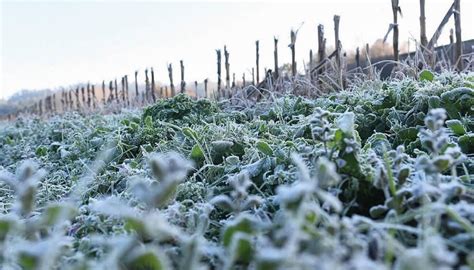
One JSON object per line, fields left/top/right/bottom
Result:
{"left": 1, "top": 0, "right": 473, "bottom": 99}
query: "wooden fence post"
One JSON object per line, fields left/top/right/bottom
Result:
{"left": 145, "top": 69, "right": 150, "bottom": 102}
{"left": 224, "top": 46, "right": 230, "bottom": 89}
{"left": 151, "top": 68, "right": 156, "bottom": 102}
{"left": 419, "top": 0, "right": 428, "bottom": 50}
{"left": 109, "top": 81, "right": 114, "bottom": 103}
{"left": 450, "top": 28, "right": 454, "bottom": 65}
{"left": 121, "top": 77, "right": 126, "bottom": 103}
{"left": 454, "top": 0, "right": 462, "bottom": 70}
{"left": 134, "top": 71, "right": 139, "bottom": 100}
{"left": 391, "top": 0, "right": 400, "bottom": 62}
{"left": 204, "top": 79, "right": 208, "bottom": 98}
{"left": 75, "top": 87, "right": 80, "bottom": 110}
{"left": 81, "top": 87, "right": 86, "bottom": 107}
{"left": 180, "top": 60, "right": 186, "bottom": 94}
{"left": 194, "top": 81, "right": 198, "bottom": 98}
{"left": 252, "top": 68, "right": 255, "bottom": 85}
{"left": 114, "top": 79, "right": 118, "bottom": 102}
{"left": 68, "top": 90, "right": 73, "bottom": 110}
{"left": 124, "top": 75, "right": 129, "bottom": 104}
{"left": 61, "top": 90, "right": 65, "bottom": 112}
{"left": 102, "top": 80, "right": 106, "bottom": 104}
{"left": 52, "top": 94, "right": 56, "bottom": 113}
{"left": 232, "top": 73, "right": 235, "bottom": 88}
{"left": 355, "top": 47, "right": 360, "bottom": 68}
{"left": 290, "top": 30, "right": 297, "bottom": 77}
{"left": 317, "top": 24, "right": 326, "bottom": 75}
{"left": 309, "top": 49, "right": 313, "bottom": 79}
{"left": 39, "top": 100, "right": 43, "bottom": 116}
{"left": 242, "top": 73, "right": 246, "bottom": 87}
{"left": 274, "top": 37, "right": 279, "bottom": 80}
{"left": 168, "top": 64, "right": 175, "bottom": 96}
{"left": 334, "top": 15, "right": 341, "bottom": 69}
{"left": 216, "top": 50, "right": 222, "bottom": 98}
{"left": 92, "top": 84, "right": 96, "bottom": 108}
{"left": 255, "top": 40, "right": 260, "bottom": 83}
{"left": 87, "top": 83, "right": 91, "bottom": 108}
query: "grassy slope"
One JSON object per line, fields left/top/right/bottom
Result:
{"left": 0, "top": 71, "right": 473, "bottom": 269}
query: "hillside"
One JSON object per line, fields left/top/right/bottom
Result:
{"left": 0, "top": 71, "right": 473, "bottom": 269}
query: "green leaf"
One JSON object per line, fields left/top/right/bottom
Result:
{"left": 433, "top": 155, "right": 452, "bottom": 172}
{"left": 124, "top": 249, "right": 165, "bottom": 270}
{"left": 190, "top": 144, "right": 205, "bottom": 160}
{"left": 211, "top": 140, "right": 234, "bottom": 154}
{"left": 230, "top": 233, "right": 254, "bottom": 263}
{"left": 428, "top": 96, "right": 441, "bottom": 109}
{"left": 256, "top": 140, "right": 273, "bottom": 156}
{"left": 124, "top": 218, "right": 152, "bottom": 242}
{"left": 223, "top": 215, "right": 256, "bottom": 247}
{"left": 458, "top": 133, "right": 474, "bottom": 154}
{"left": 41, "top": 203, "right": 77, "bottom": 226}
{"left": 35, "top": 146, "right": 48, "bottom": 157}
{"left": 182, "top": 127, "right": 197, "bottom": 139}
{"left": 0, "top": 218, "right": 14, "bottom": 242}
{"left": 19, "top": 253, "right": 38, "bottom": 270}
{"left": 446, "top": 119, "right": 466, "bottom": 135}
{"left": 144, "top": 115, "right": 153, "bottom": 128}
{"left": 419, "top": 69, "right": 434, "bottom": 82}
{"left": 336, "top": 112, "right": 355, "bottom": 138}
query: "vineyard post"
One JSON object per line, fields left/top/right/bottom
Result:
{"left": 224, "top": 46, "right": 230, "bottom": 89}
{"left": 68, "top": 90, "right": 73, "bottom": 110}
{"left": 204, "top": 79, "right": 208, "bottom": 98}
{"left": 232, "top": 73, "right": 235, "bottom": 88}
{"left": 453, "top": 0, "right": 462, "bottom": 70}
{"left": 109, "top": 81, "right": 114, "bottom": 103}
{"left": 168, "top": 64, "right": 175, "bottom": 96}
{"left": 242, "top": 73, "right": 246, "bottom": 87}
{"left": 151, "top": 68, "right": 156, "bottom": 102}
{"left": 274, "top": 37, "right": 279, "bottom": 80}
{"left": 87, "top": 83, "right": 91, "bottom": 108}
{"left": 121, "top": 77, "right": 126, "bottom": 103}
{"left": 252, "top": 68, "right": 255, "bottom": 85}
{"left": 419, "top": 0, "right": 428, "bottom": 51}
{"left": 81, "top": 87, "right": 86, "bottom": 108}
{"left": 124, "top": 75, "right": 129, "bottom": 104}
{"left": 317, "top": 24, "right": 326, "bottom": 75}
{"left": 52, "top": 94, "right": 56, "bottom": 113}
{"left": 75, "top": 87, "right": 80, "bottom": 110}
{"left": 39, "top": 99, "right": 43, "bottom": 116}
{"left": 255, "top": 40, "right": 260, "bottom": 83}
{"left": 165, "top": 86, "right": 169, "bottom": 98}
{"left": 194, "top": 81, "right": 198, "bottom": 98}
{"left": 145, "top": 69, "right": 150, "bottom": 102}
{"left": 61, "top": 90, "right": 65, "bottom": 112}
{"left": 91, "top": 84, "right": 96, "bottom": 108}
{"left": 134, "top": 71, "right": 139, "bottom": 101}
{"left": 450, "top": 28, "right": 454, "bottom": 65}
{"left": 391, "top": 0, "right": 400, "bottom": 62}
{"left": 216, "top": 49, "right": 222, "bottom": 98}
{"left": 356, "top": 47, "right": 361, "bottom": 68}
{"left": 309, "top": 49, "right": 313, "bottom": 80}
{"left": 114, "top": 79, "right": 118, "bottom": 102}
{"left": 160, "top": 87, "right": 164, "bottom": 98}
{"left": 290, "top": 30, "right": 297, "bottom": 77}
{"left": 334, "top": 15, "right": 341, "bottom": 71}
{"left": 180, "top": 60, "right": 186, "bottom": 94}
{"left": 102, "top": 80, "right": 106, "bottom": 104}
